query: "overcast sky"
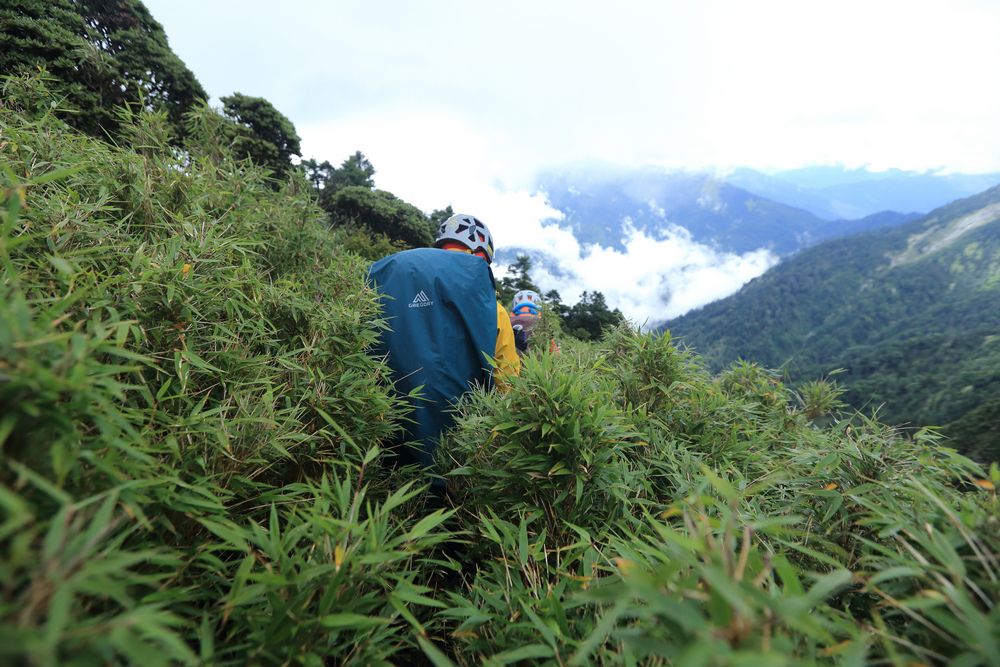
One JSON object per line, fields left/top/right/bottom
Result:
{"left": 142, "top": 0, "right": 1000, "bottom": 326}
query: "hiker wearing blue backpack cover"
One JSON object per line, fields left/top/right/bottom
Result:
{"left": 367, "top": 213, "right": 520, "bottom": 498}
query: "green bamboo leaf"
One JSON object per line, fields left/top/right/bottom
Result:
{"left": 822, "top": 493, "right": 845, "bottom": 522}
{"left": 845, "top": 483, "right": 880, "bottom": 496}
{"left": 770, "top": 554, "right": 804, "bottom": 596}
{"left": 780, "top": 541, "right": 849, "bottom": 570}
{"left": 81, "top": 489, "right": 120, "bottom": 552}
{"left": 179, "top": 349, "right": 223, "bottom": 373}
{"left": 701, "top": 565, "right": 753, "bottom": 618}
{"left": 867, "top": 566, "right": 923, "bottom": 587}
{"left": 0, "top": 415, "right": 18, "bottom": 456}
{"left": 518, "top": 516, "right": 530, "bottom": 565}
{"left": 390, "top": 586, "right": 449, "bottom": 609}
{"left": 388, "top": 593, "right": 425, "bottom": 634}
{"left": 806, "top": 569, "right": 853, "bottom": 606}
{"left": 479, "top": 516, "right": 504, "bottom": 545}
{"left": 46, "top": 254, "right": 74, "bottom": 274}
{"left": 521, "top": 603, "right": 559, "bottom": 646}
{"left": 197, "top": 518, "right": 251, "bottom": 552}
{"left": 4, "top": 187, "right": 23, "bottom": 229}
{"left": 356, "top": 551, "right": 412, "bottom": 565}
{"left": 815, "top": 451, "right": 840, "bottom": 470}
{"left": 31, "top": 165, "right": 85, "bottom": 185}
{"left": 404, "top": 509, "right": 451, "bottom": 542}
{"left": 362, "top": 444, "right": 382, "bottom": 466}
{"left": 198, "top": 612, "right": 216, "bottom": 663}
{"left": 492, "top": 644, "right": 556, "bottom": 663}
{"left": 491, "top": 421, "right": 519, "bottom": 432}
{"left": 569, "top": 601, "right": 627, "bottom": 666}
{"left": 318, "top": 613, "right": 389, "bottom": 629}
{"left": 0, "top": 484, "right": 31, "bottom": 542}
{"left": 416, "top": 634, "right": 457, "bottom": 667}
{"left": 94, "top": 345, "right": 150, "bottom": 362}
{"left": 43, "top": 584, "right": 74, "bottom": 644}
{"left": 699, "top": 465, "right": 738, "bottom": 503}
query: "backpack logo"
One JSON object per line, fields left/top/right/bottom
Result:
{"left": 409, "top": 290, "right": 434, "bottom": 308}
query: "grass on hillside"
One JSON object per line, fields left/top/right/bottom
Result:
{"left": 2, "top": 74, "right": 999, "bottom": 666}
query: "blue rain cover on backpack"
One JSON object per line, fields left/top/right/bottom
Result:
{"left": 367, "top": 248, "right": 497, "bottom": 469}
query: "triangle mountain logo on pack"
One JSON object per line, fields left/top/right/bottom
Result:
{"left": 408, "top": 290, "right": 434, "bottom": 308}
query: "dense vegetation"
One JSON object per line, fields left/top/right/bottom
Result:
{"left": 1, "top": 0, "right": 206, "bottom": 140}
{"left": 496, "top": 255, "right": 625, "bottom": 342}
{"left": 661, "top": 188, "right": 1000, "bottom": 462}
{"left": 0, "top": 0, "right": 620, "bottom": 345}
{"left": 3, "top": 75, "right": 1000, "bottom": 666}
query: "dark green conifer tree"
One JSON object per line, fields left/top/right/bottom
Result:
{"left": 220, "top": 93, "right": 302, "bottom": 182}
{"left": 330, "top": 187, "right": 435, "bottom": 249}
{"left": 0, "top": 0, "right": 206, "bottom": 140}
{"left": 562, "top": 291, "right": 625, "bottom": 341}
{"left": 498, "top": 255, "right": 542, "bottom": 308}
{"left": 428, "top": 205, "right": 454, "bottom": 230}
{"left": 303, "top": 151, "right": 376, "bottom": 212}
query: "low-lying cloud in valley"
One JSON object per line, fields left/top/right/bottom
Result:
{"left": 483, "top": 191, "right": 779, "bottom": 329}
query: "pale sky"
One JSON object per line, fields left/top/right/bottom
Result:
{"left": 143, "top": 0, "right": 1000, "bottom": 326}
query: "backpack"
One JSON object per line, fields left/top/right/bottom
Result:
{"left": 509, "top": 313, "right": 539, "bottom": 357}
{"left": 366, "top": 248, "right": 497, "bottom": 469}
{"left": 512, "top": 324, "right": 529, "bottom": 355}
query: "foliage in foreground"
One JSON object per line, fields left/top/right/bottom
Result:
{"left": 2, "top": 77, "right": 1000, "bottom": 666}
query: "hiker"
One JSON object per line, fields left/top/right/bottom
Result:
{"left": 366, "top": 213, "right": 520, "bottom": 497}
{"left": 510, "top": 289, "right": 561, "bottom": 356}
{"left": 509, "top": 290, "right": 541, "bottom": 357}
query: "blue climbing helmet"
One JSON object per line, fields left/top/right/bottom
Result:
{"left": 434, "top": 213, "right": 495, "bottom": 264}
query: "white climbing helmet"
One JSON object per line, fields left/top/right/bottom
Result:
{"left": 434, "top": 213, "right": 495, "bottom": 264}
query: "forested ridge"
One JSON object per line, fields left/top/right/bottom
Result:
{"left": 536, "top": 165, "right": 928, "bottom": 259}
{"left": 3, "top": 3, "right": 1000, "bottom": 665}
{"left": 539, "top": 167, "right": 854, "bottom": 256}
{"left": 662, "top": 184, "right": 1000, "bottom": 461}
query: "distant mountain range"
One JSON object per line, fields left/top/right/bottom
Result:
{"left": 726, "top": 165, "right": 1000, "bottom": 221}
{"left": 532, "top": 163, "right": 999, "bottom": 256}
{"left": 658, "top": 183, "right": 1000, "bottom": 460}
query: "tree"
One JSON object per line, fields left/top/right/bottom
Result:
{"left": 220, "top": 93, "right": 301, "bottom": 182}
{"left": 492, "top": 256, "right": 622, "bottom": 341}
{"left": 543, "top": 290, "right": 568, "bottom": 317}
{"left": 330, "top": 187, "right": 435, "bottom": 249}
{"left": 428, "top": 205, "right": 454, "bottom": 229}
{"left": 497, "top": 254, "right": 542, "bottom": 309}
{"left": 336, "top": 151, "right": 376, "bottom": 190}
{"left": 301, "top": 159, "right": 337, "bottom": 208}
{"left": 303, "top": 151, "right": 376, "bottom": 212}
{"left": 0, "top": 0, "right": 207, "bottom": 140}
{"left": 562, "top": 291, "right": 625, "bottom": 341}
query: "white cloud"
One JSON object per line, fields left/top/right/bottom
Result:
{"left": 149, "top": 0, "right": 1000, "bottom": 177}
{"left": 140, "top": 0, "right": 999, "bottom": 326}
{"left": 495, "top": 218, "right": 778, "bottom": 329}
{"left": 297, "top": 111, "right": 496, "bottom": 213}
{"left": 648, "top": 200, "right": 666, "bottom": 219}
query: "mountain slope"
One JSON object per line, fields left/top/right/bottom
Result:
{"left": 538, "top": 164, "right": 920, "bottom": 256}
{"left": 659, "top": 184, "right": 1000, "bottom": 457}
